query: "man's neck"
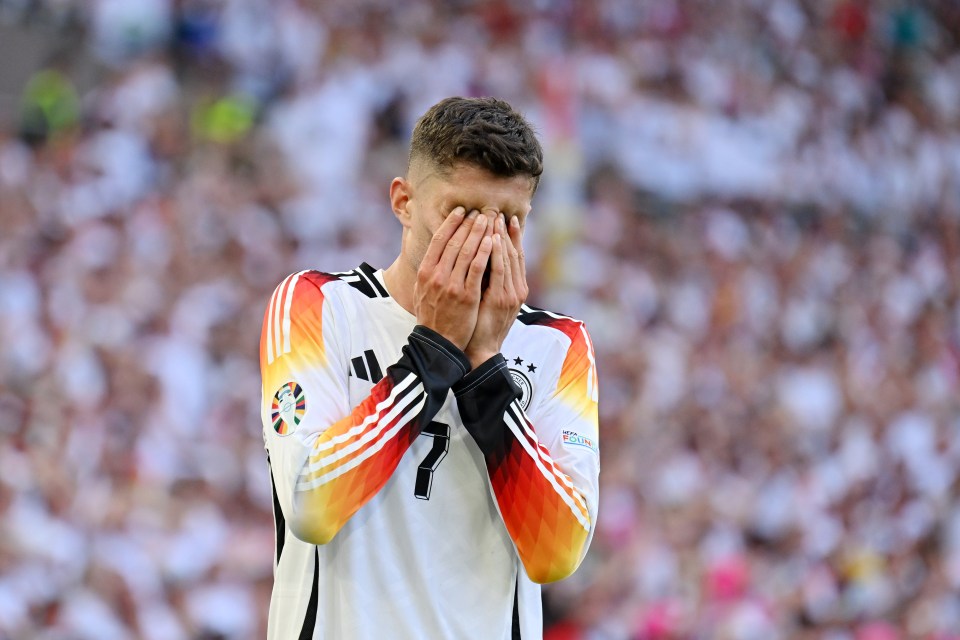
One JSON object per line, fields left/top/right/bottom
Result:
{"left": 382, "top": 258, "right": 416, "bottom": 316}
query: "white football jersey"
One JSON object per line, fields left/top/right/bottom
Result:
{"left": 260, "top": 264, "right": 600, "bottom": 640}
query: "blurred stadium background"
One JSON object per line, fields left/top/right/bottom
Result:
{"left": 1, "top": 1, "right": 959, "bottom": 638}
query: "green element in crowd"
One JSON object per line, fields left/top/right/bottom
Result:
{"left": 191, "top": 96, "right": 256, "bottom": 144}
{"left": 20, "top": 69, "right": 80, "bottom": 143}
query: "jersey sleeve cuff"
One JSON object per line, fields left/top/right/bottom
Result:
{"left": 406, "top": 325, "right": 471, "bottom": 387}
{"left": 452, "top": 354, "right": 509, "bottom": 396}
{"left": 453, "top": 354, "right": 522, "bottom": 455}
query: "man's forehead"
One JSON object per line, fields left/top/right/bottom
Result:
{"left": 411, "top": 163, "right": 534, "bottom": 200}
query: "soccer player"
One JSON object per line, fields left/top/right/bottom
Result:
{"left": 260, "top": 96, "right": 600, "bottom": 639}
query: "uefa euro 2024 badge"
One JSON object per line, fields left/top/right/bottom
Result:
{"left": 272, "top": 381, "right": 306, "bottom": 436}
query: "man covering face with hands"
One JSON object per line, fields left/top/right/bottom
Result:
{"left": 260, "top": 96, "right": 600, "bottom": 640}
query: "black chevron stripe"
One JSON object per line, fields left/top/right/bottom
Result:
{"left": 267, "top": 457, "right": 286, "bottom": 566}
{"left": 352, "top": 355, "right": 369, "bottom": 381}
{"left": 298, "top": 548, "right": 320, "bottom": 640}
{"left": 512, "top": 575, "right": 522, "bottom": 639}
{"left": 359, "top": 262, "right": 389, "bottom": 297}
{"left": 518, "top": 304, "right": 562, "bottom": 326}
{"left": 364, "top": 349, "right": 383, "bottom": 382}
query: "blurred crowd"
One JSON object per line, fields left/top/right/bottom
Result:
{"left": 0, "top": 0, "right": 958, "bottom": 638}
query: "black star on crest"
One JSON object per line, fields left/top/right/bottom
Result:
{"left": 527, "top": 363, "right": 537, "bottom": 373}
{"left": 513, "top": 356, "right": 523, "bottom": 366}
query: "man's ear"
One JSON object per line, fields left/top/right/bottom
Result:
{"left": 389, "top": 177, "right": 413, "bottom": 228}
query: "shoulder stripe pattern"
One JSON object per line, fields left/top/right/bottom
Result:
{"left": 265, "top": 267, "right": 391, "bottom": 366}
{"left": 281, "top": 271, "right": 304, "bottom": 356}
{"left": 519, "top": 304, "right": 598, "bottom": 403}
{"left": 584, "top": 327, "right": 598, "bottom": 402}
{"left": 265, "top": 270, "right": 323, "bottom": 365}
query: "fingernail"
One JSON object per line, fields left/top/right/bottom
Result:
{"left": 511, "top": 215, "right": 520, "bottom": 228}
{"left": 453, "top": 207, "right": 465, "bottom": 217}
{"left": 467, "top": 209, "right": 479, "bottom": 219}
{"left": 477, "top": 215, "right": 487, "bottom": 227}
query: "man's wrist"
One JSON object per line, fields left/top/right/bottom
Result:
{"left": 465, "top": 349, "right": 499, "bottom": 370}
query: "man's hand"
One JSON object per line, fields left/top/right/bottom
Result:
{"left": 414, "top": 207, "right": 494, "bottom": 350}
{"left": 464, "top": 215, "right": 527, "bottom": 369}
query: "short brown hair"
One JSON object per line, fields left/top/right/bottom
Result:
{"left": 409, "top": 96, "right": 544, "bottom": 192}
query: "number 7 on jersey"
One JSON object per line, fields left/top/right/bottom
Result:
{"left": 415, "top": 421, "right": 449, "bottom": 500}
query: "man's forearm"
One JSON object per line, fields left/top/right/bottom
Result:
{"left": 290, "top": 326, "right": 469, "bottom": 544}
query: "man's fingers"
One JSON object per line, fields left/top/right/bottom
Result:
{"left": 485, "top": 229, "right": 506, "bottom": 295}
{"left": 436, "top": 209, "right": 480, "bottom": 274}
{"left": 508, "top": 215, "right": 526, "bottom": 283}
{"left": 499, "top": 221, "right": 517, "bottom": 300}
{"left": 449, "top": 213, "right": 488, "bottom": 281}
{"left": 421, "top": 206, "right": 467, "bottom": 269}
{"left": 465, "top": 235, "right": 493, "bottom": 293}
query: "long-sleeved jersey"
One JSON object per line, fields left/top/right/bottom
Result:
{"left": 260, "top": 263, "right": 600, "bottom": 640}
